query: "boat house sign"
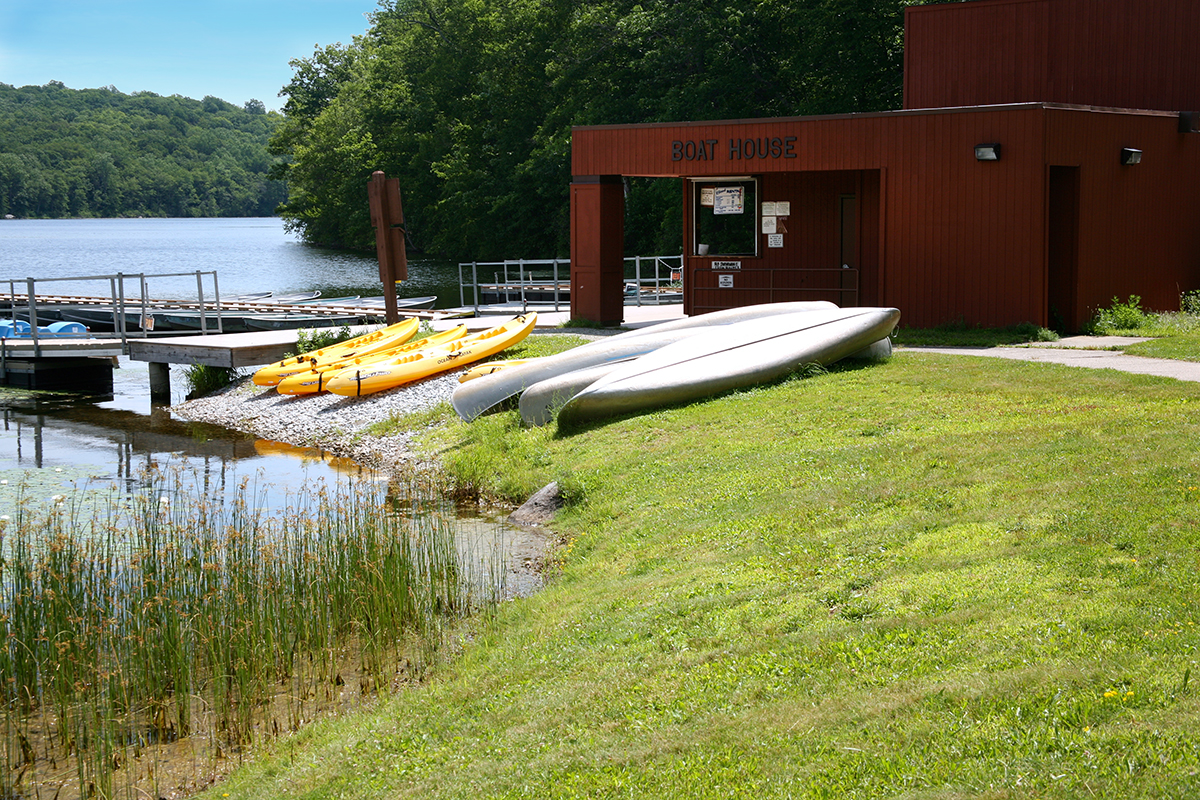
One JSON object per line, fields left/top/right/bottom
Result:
{"left": 671, "top": 137, "right": 798, "bottom": 162}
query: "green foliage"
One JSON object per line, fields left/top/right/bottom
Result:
{"left": 181, "top": 363, "right": 239, "bottom": 397}
{"left": 272, "top": 0, "right": 915, "bottom": 257}
{"left": 0, "top": 82, "right": 286, "bottom": 219}
{"left": 1086, "top": 295, "right": 1148, "bottom": 334}
{"left": 295, "top": 324, "right": 356, "bottom": 354}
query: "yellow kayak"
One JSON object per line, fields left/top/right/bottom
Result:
{"left": 275, "top": 325, "right": 469, "bottom": 395}
{"left": 457, "top": 358, "right": 537, "bottom": 383}
{"left": 252, "top": 318, "right": 420, "bottom": 387}
{"left": 326, "top": 313, "right": 537, "bottom": 397}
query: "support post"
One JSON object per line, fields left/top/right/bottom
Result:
{"left": 367, "top": 171, "right": 409, "bottom": 324}
{"left": 570, "top": 176, "right": 625, "bottom": 326}
{"left": 149, "top": 362, "right": 170, "bottom": 404}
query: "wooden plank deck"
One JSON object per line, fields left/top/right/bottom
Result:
{"left": 127, "top": 329, "right": 309, "bottom": 369}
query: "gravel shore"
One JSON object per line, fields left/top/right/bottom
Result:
{"left": 171, "top": 328, "right": 616, "bottom": 473}
{"left": 172, "top": 371, "right": 463, "bottom": 472}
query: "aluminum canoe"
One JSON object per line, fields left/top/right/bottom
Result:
{"left": 557, "top": 306, "right": 900, "bottom": 425}
{"left": 450, "top": 301, "right": 837, "bottom": 421}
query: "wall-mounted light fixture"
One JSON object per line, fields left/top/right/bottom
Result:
{"left": 1120, "top": 147, "right": 1142, "bottom": 166}
{"left": 1180, "top": 112, "right": 1200, "bottom": 133}
{"left": 974, "top": 143, "right": 1001, "bottom": 161}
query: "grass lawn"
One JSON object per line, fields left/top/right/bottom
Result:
{"left": 209, "top": 350, "right": 1200, "bottom": 799}
{"left": 1125, "top": 333, "right": 1200, "bottom": 362}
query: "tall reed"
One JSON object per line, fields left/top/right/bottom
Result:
{"left": 0, "top": 466, "right": 497, "bottom": 799}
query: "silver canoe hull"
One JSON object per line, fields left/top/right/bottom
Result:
{"left": 557, "top": 307, "right": 900, "bottom": 425}
{"left": 518, "top": 359, "right": 633, "bottom": 426}
{"left": 450, "top": 301, "right": 837, "bottom": 421}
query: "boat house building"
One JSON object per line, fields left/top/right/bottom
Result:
{"left": 568, "top": 0, "right": 1200, "bottom": 331}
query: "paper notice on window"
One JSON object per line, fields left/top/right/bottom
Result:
{"left": 700, "top": 186, "right": 715, "bottom": 207}
{"left": 761, "top": 216, "right": 777, "bottom": 234}
{"left": 713, "top": 186, "right": 744, "bottom": 215}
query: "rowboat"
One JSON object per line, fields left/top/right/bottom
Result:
{"left": 253, "top": 318, "right": 421, "bottom": 386}
{"left": 356, "top": 295, "right": 438, "bottom": 311}
{"left": 450, "top": 301, "right": 839, "bottom": 422}
{"left": 242, "top": 313, "right": 364, "bottom": 331}
{"left": 557, "top": 306, "right": 900, "bottom": 425}
{"left": 153, "top": 310, "right": 259, "bottom": 332}
{"left": 60, "top": 306, "right": 156, "bottom": 331}
{"left": 275, "top": 324, "right": 470, "bottom": 395}
{"left": 325, "top": 313, "right": 536, "bottom": 397}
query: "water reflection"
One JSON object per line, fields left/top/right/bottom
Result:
{"left": 0, "top": 382, "right": 379, "bottom": 512}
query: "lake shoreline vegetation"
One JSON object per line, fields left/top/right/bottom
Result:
{"left": 0, "top": 83, "right": 286, "bottom": 220}
{"left": 4, "top": 314, "right": 1200, "bottom": 797}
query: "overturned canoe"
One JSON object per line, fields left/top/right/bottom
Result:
{"left": 451, "top": 301, "right": 838, "bottom": 422}
{"left": 557, "top": 306, "right": 900, "bottom": 425}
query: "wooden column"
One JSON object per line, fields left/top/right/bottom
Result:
{"left": 570, "top": 176, "right": 625, "bottom": 325}
{"left": 367, "top": 171, "right": 409, "bottom": 324}
{"left": 148, "top": 362, "right": 170, "bottom": 403}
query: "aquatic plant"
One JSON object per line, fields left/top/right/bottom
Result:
{"left": 0, "top": 467, "right": 496, "bottom": 799}
{"left": 181, "top": 363, "right": 241, "bottom": 398}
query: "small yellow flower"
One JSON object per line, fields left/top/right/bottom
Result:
{"left": 1126, "top": 691, "right": 1134, "bottom": 698}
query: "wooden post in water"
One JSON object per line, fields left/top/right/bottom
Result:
{"left": 367, "top": 172, "right": 409, "bottom": 324}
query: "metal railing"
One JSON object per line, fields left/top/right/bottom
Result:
{"left": 2, "top": 270, "right": 221, "bottom": 355}
{"left": 457, "top": 255, "right": 684, "bottom": 314}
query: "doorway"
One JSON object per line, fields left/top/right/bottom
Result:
{"left": 1048, "top": 166, "right": 1080, "bottom": 331}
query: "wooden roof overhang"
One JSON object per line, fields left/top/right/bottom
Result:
{"left": 571, "top": 102, "right": 1181, "bottom": 179}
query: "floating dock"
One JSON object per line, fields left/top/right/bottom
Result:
{"left": 0, "top": 337, "right": 124, "bottom": 392}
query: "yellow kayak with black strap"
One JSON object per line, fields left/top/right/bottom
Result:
{"left": 275, "top": 324, "right": 469, "bottom": 395}
{"left": 457, "top": 358, "right": 538, "bottom": 383}
{"left": 325, "top": 313, "right": 537, "bottom": 397}
{"left": 252, "top": 317, "right": 420, "bottom": 387}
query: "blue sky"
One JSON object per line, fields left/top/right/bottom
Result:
{"left": 0, "top": 1, "right": 377, "bottom": 111}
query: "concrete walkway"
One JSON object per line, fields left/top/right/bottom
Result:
{"left": 905, "top": 337, "right": 1200, "bottom": 384}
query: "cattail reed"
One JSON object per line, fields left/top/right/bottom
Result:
{"left": 0, "top": 465, "right": 501, "bottom": 799}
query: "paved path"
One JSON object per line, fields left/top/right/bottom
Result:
{"left": 905, "top": 337, "right": 1200, "bottom": 384}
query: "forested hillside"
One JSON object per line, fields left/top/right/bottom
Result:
{"left": 0, "top": 82, "right": 286, "bottom": 219}
{"left": 272, "top": 0, "right": 921, "bottom": 259}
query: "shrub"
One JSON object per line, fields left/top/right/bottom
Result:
{"left": 182, "top": 363, "right": 239, "bottom": 398}
{"left": 296, "top": 325, "right": 355, "bottom": 354}
{"left": 1086, "top": 295, "right": 1147, "bottom": 334}
{"left": 1181, "top": 289, "right": 1200, "bottom": 316}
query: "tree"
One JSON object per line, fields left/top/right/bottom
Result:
{"left": 272, "top": 0, "right": 917, "bottom": 257}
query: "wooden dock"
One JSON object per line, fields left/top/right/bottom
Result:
{"left": 128, "top": 329, "right": 306, "bottom": 370}
{"left": 127, "top": 326, "right": 395, "bottom": 403}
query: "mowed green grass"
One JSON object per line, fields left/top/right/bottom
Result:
{"left": 1126, "top": 333, "right": 1200, "bottom": 362}
{"left": 210, "top": 351, "right": 1200, "bottom": 799}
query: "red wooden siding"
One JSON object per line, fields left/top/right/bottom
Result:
{"left": 905, "top": 0, "right": 1200, "bottom": 113}
{"left": 1045, "top": 107, "right": 1200, "bottom": 327}
{"left": 573, "top": 103, "right": 1200, "bottom": 329}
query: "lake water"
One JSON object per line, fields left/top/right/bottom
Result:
{"left": 0, "top": 216, "right": 467, "bottom": 305}
{"left": 0, "top": 217, "right": 468, "bottom": 510}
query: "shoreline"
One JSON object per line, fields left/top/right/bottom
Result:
{"left": 172, "top": 370, "right": 463, "bottom": 471}
{"left": 172, "top": 367, "right": 560, "bottom": 600}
